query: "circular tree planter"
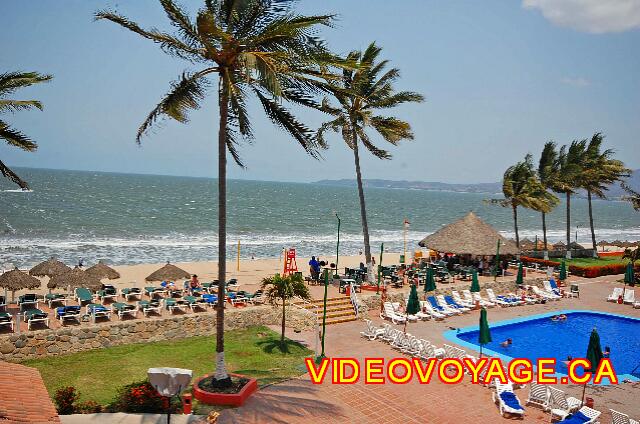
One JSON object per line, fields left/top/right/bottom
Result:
{"left": 193, "top": 373, "right": 258, "bottom": 407}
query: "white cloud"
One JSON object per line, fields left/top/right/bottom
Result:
{"left": 561, "top": 77, "right": 591, "bottom": 87}
{"left": 523, "top": 0, "right": 640, "bottom": 33}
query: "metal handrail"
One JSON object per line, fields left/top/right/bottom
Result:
{"left": 349, "top": 282, "right": 359, "bottom": 318}
{"left": 289, "top": 297, "right": 320, "bottom": 358}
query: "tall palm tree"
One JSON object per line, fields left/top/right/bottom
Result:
{"left": 315, "top": 43, "right": 424, "bottom": 279}
{"left": 580, "top": 133, "right": 630, "bottom": 256}
{"left": 537, "top": 142, "right": 560, "bottom": 259}
{"left": 493, "top": 154, "right": 544, "bottom": 248}
{"left": 96, "top": 0, "right": 337, "bottom": 386}
{"left": 554, "top": 140, "right": 587, "bottom": 259}
{"left": 0, "top": 71, "right": 52, "bottom": 189}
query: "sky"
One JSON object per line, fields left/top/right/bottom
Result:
{"left": 1, "top": 0, "right": 639, "bottom": 184}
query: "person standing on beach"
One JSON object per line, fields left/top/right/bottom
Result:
{"left": 309, "top": 256, "right": 320, "bottom": 281}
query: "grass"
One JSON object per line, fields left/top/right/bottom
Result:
{"left": 559, "top": 257, "right": 627, "bottom": 267}
{"left": 24, "top": 326, "right": 312, "bottom": 406}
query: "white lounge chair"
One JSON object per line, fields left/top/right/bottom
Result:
{"left": 607, "top": 287, "right": 624, "bottom": 302}
{"left": 381, "top": 302, "right": 406, "bottom": 324}
{"left": 610, "top": 409, "right": 639, "bottom": 424}
{"left": 548, "top": 387, "right": 582, "bottom": 421}
{"left": 417, "top": 339, "right": 445, "bottom": 359}
{"left": 360, "top": 319, "right": 385, "bottom": 341}
{"left": 471, "top": 291, "right": 495, "bottom": 308}
{"left": 556, "top": 406, "right": 601, "bottom": 424}
{"left": 544, "top": 280, "right": 562, "bottom": 297}
{"left": 526, "top": 381, "right": 550, "bottom": 410}
{"left": 486, "top": 289, "right": 512, "bottom": 307}
{"left": 623, "top": 289, "right": 635, "bottom": 304}
{"left": 493, "top": 380, "right": 525, "bottom": 417}
{"left": 532, "top": 285, "right": 560, "bottom": 301}
{"left": 438, "top": 294, "right": 471, "bottom": 313}
{"left": 451, "top": 290, "right": 474, "bottom": 308}
{"left": 420, "top": 301, "right": 445, "bottom": 320}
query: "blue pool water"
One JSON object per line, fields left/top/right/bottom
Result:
{"left": 450, "top": 311, "right": 640, "bottom": 380}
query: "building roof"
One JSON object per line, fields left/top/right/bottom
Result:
{"left": 418, "top": 211, "right": 520, "bottom": 256}
{"left": 0, "top": 362, "right": 60, "bottom": 423}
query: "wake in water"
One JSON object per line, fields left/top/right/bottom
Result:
{"left": 2, "top": 189, "right": 33, "bottom": 193}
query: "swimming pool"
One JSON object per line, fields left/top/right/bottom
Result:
{"left": 445, "top": 310, "right": 640, "bottom": 381}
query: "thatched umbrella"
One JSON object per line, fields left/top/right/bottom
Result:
{"left": 552, "top": 241, "right": 566, "bottom": 250}
{"left": 29, "top": 258, "right": 71, "bottom": 277}
{"left": 0, "top": 268, "right": 42, "bottom": 301}
{"left": 418, "top": 212, "right": 519, "bottom": 256}
{"left": 145, "top": 262, "right": 191, "bottom": 282}
{"left": 85, "top": 261, "right": 120, "bottom": 280}
{"left": 48, "top": 268, "right": 102, "bottom": 291}
{"left": 597, "top": 240, "right": 608, "bottom": 252}
{"left": 519, "top": 238, "right": 535, "bottom": 251}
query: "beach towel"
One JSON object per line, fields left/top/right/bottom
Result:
{"left": 558, "top": 411, "right": 590, "bottom": 424}
{"left": 499, "top": 391, "right": 524, "bottom": 412}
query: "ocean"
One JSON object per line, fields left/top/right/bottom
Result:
{"left": 1, "top": 168, "right": 639, "bottom": 267}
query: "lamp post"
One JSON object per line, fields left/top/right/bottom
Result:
{"left": 334, "top": 212, "right": 341, "bottom": 278}
{"left": 316, "top": 268, "right": 329, "bottom": 364}
{"left": 377, "top": 243, "right": 384, "bottom": 294}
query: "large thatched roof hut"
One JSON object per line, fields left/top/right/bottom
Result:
{"left": 29, "top": 258, "right": 71, "bottom": 277}
{"left": 145, "top": 263, "right": 191, "bottom": 282}
{"left": 418, "top": 211, "right": 519, "bottom": 256}
{"left": 48, "top": 268, "right": 102, "bottom": 291}
{"left": 85, "top": 261, "right": 120, "bottom": 280}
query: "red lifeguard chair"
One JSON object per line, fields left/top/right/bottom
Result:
{"left": 283, "top": 248, "right": 298, "bottom": 276}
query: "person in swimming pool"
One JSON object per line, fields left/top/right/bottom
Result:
{"left": 603, "top": 346, "right": 611, "bottom": 358}
{"left": 500, "top": 338, "right": 513, "bottom": 348}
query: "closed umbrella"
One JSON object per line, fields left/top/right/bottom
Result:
{"left": 478, "top": 307, "right": 492, "bottom": 358}
{"left": 0, "top": 268, "right": 41, "bottom": 301}
{"left": 559, "top": 260, "right": 567, "bottom": 282}
{"left": 404, "top": 284, "right": 420, "bottom": 332}
{"left": 470, "top": 270, "right": 480, "bottom": 293}
{"left": 623, "top": 262, "right": 634, "bottom": 299}
{"left": 516, "top": 262, "right": 524, "bottom": 286}
{"left": 581, "top": 328, "right": 604, "bottom": 404}
{"left": 423, "top": 268, "right": 436, "bottom": 297}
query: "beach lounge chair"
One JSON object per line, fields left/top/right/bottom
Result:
{"left": 96, "top": 284, "right": 118, "bottom": 301}
{"left": 251, "top": 290, "right": 266, "bottom": 305}
{"left": 548, "top": 279, "right": 563, "bottom": 296}
{"left": 440, "top": 295, "right": 471, "bottom": 313}
{"left": 544, "top": 280, "right": 562, "bottom": 297}
{"left": 418, "top": 340, "right": 445, "bottom": 359}
{"left": 0, "top": 296, "right": 5, "bottom": 311}
{"left": 623, "top": 289, "right": 635, "bottom": 304}
{"left": 634, "top": 299, "right": 640, "bottom": 309}
{"left": 17, "top": 293, "right": 39, "bottom": 310}
{"left": 381, "top": 302, "right": 406, "bottom": 324}
{"left": 420, "top": 301, "right": 445, "bottom": 320}
{"left": 485, "top": 289, "right": 511, "bottom": 307}
{"left": 391, "top": 302, "right": 418, "bottom": 322}
{"left": 549, "top": 387, "right": 582, "bottom": 421}
{"left": 404, "top": 300, "right": 430, "bottom": 321}
{"left": 555, "top": 406, "right": 601, "bottom": 424}
{"left": 164, "top": 298, "right": 188, "bottom": 314}
{"left": 112, "top": 302, "right": 137, "bottom": 319}
{"left": 138, "top": 300, "right": 161, "bottom": 317}
{"left": 451, "top": 290, "right": 473, "bottom": 308}
{"left": 526, "top": 381, "right": 550, "bottom": 410}
{"left": 145, "top": 286, "right": 167, "bottom": 299}
{"left": 45, "top": 293, "right": 68, "bottom": 308}
{"left": 492, "top": 380, "right": 525, "bottom": 417}
{"left": 184, "top": 295, "right": 207, "bottom": 311}
{"left": 470, "top": 291, "right": 496, "bottom": 308}
{"left": 55, "top": 306, "right": 81, "bottom": 324}
{"left": 610, "top": 409, "right": 639, "bottom": 424}
{"left": 202, "top": 294, "right": 218, "bottom": 307}
{"left": 607, "top": 287, "right": 623, "bottom": 302}
{"left": 0, "top": 312, "right": 14, "bottom": 331}
{"left": 23, "top": 308, "right": 49, "bottom": 330}
{"left": 121, "top": 287, "right": 142, "bottom": 301}
{"left": 86, "top": 303, "right": 111, "bottom": 322}
{"left": 427, "top": 296, "right": 457, "bottom": 315}
{"left": 360, "top": 319, "right": 385, "bottom": 341}
{"left": 230, "top": 292, "right": 249, "bottom": 307}
{"left": 532, "top": 286, "right": 560, "bottom": 301}
{"left": 381, "top": 326, "right": 398, "bottom": 343}
{"left": 75, "top": 287, "right": 95, "bottom": 305}
{"left": 226, "top": 278, "right": 240, "bottom": 292}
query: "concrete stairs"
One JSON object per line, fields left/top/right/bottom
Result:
{"left": 293, "top": 296, "right": 357, "bottom": 325}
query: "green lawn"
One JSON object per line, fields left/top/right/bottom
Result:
{"left": 559, "top": 257, "right": 626, "bottom": 267}
{"left": 24, "top": 326, "right": 312, "bottom": 406}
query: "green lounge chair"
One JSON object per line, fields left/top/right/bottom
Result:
{"left": 121, "top": 287, "right": 142, "bottom": 301}
{"left": 183, "top": 295, "right": 207, "bottom": 311}
{"left": 111, "top": 302, "right": 137, "bottom": 319}
{"left": 97, "top": 285, "right": 118, "bottom": 301}
{"left": 17, "top": 293, "right": 39, "bottom": 311}
{"left": 145, "top": 286, "right": 167, "bottom": 299}
{"left": 75, "top": 287, "right": 94, "bottom": 304}
{"left": 164, "top": 298, "right": 188, "bottom": 314}
{"left": 23, "top": 308, "right": 49, "bottom": 330}
{"left": 0, "top": 312, "right": 14, "bottom": 331}
{"left": 45, "top": 293, "right": 68, "bottom": 308}
{"left": 138, "top": 300, "right": 161, "bottom": 317}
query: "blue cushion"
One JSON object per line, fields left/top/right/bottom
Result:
{"left": 499, "top": 391, "right": 523, "bottom": 411}
{"left": 559, "top": 411, "right": 590, "bottom": 424}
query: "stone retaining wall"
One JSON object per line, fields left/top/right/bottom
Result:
{"left": 0, "top": 305, "right": 315, "bottom": 362}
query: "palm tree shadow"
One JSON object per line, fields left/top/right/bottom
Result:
{"left": 256, "top": 338, "right": 304, "bottom": 354}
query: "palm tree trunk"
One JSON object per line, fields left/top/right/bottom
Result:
{"left": 351, "top": 124, "right": 373, "bottom": 280}
{"left": 512, "top": 205, "right": 520, "bottom": 248}
{"left": 214, "top": 73, "right": 230, "bottom": 383}
{"left": 566, "top": 192, "right": 572, "bottom": 259}
{"left": 0, "top": 159, "right": 29, "bottom": 189}
{"left": 587, "top": 190, "right": 598, "bottom": 258}
{"left": 542, "top": 211, "right": 548, "bottom": 260}
{"left": 281, "top": 298, "right": 286, "bottom": 345}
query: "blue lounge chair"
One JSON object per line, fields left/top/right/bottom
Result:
{"left": 556, "top": 407, "right": 601, "bottom": 424}
{"left": 427, "top": 296, "right": 455, "bottom": 316}
{"left": 86, "top": 303, "right": 111, "bottom": 322}
{"left": 493, "top": 380, "right": 525, "bottom": 417}
{"left": 56, "top": 306, "right": 82, "bottom": 324}
{"left": 202, "top": 294, "right": 218, "bottom": 307}
{"left": 443, "top": 295, "right": 470, "bottom": 312}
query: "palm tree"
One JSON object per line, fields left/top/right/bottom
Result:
{"left": 316, "top": 42, "right": 424, "bottom": 279}
{"left": 493, "top": 154, "right": 544, "bottom": 248}
{"left": 580, "top": 133, "right": 630, "bottom": 256}
{"left": 260, "top": 273, "right": 310, "bottom": 346}
{"left": 96, "top": 0, "right": 337, "bottom": 385}
{"left": 536, "top": 142, "right": 560, "bottom": 259}
{"left": 554, "top": 140, "right": 587, "bottom": 259}
{"left": 0, "top": 71, "right": 52, "bottom": 189}
{"left": 621, "top": 182, "right": 640, "bottom": 211}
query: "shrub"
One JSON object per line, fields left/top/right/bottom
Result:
{"left": 53, "top": 386, "right": 80, "bottom": 415}
{"left": 107, "top": 380, "right": 180, "bottom": 413}
{"left": 520, "top": 256, "right": 561, "bottom": 268}
{"left": 75, "top": 400, "right": 102, "bottom": 414}
{"left": 569, "top": 263, "right": 638, "bottom": 278}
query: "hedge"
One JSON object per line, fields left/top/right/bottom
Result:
{"left": 520, "top": 256, "right": 561, "bottom": 268}
{"left": 569, "top": 263, "right": 638, "bottom": 278}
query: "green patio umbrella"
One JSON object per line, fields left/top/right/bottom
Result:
{"left": 404, "top": 284, "right": 421, "bottom": 332}
{"left": 478, "top": 307, "right": 492, "bottom": 358}
{"left": 516, "top": 262, "right": 524, "bottom": 286}
{"left": 581, "top": 328, "right": 604, "bottom": 404}
{"left": 559, "top": 260, "right": 567, "bottom": 282}
{"left": 623, "top": 262, "right": 634, "bottom": 298}
{"left": 423, "top": 267, "right": 436, "bottom": 297}
{"left": 470, "top": 270, "right": 480, "bottom": 293}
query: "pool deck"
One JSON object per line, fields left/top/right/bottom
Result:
{"left": 218, "top": 274, "right": 640, "bottom": 423}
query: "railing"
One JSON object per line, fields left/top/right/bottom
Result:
{"left": 289, "top": 298, "right": 320, "bottom": 358}
{"left": 349, "top": 282, "right": 359, "bottom": 319}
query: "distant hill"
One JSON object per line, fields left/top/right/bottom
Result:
{"left": 315, "top": 170, "right": 640, "bottom": 198}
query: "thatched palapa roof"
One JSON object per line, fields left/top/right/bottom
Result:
{"left": 29, "top": 258, "right": 71, "bottom": 277}
{"left": 0, "top": 269, "right": 41, "bottom": 291}
{"left": 145, "top": 263, "right": 191, "bottom": 282}
{"left": 553, "top": 241, "right": 566, "bottom": 250}
{"left": 85, "top": 261, "right": 120, "bottom": 280}
{"left": 418, "top": 212, "right": 519, "bottom": 256}
{"left": 48, "top": 268, "right": 102, "bottom": 291}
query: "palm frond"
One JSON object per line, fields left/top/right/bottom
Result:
{"left": 0, "top": 72, "right": 52, "bottom": 97}
{"left": 0, "top": 119, "right": 37, "bottom": 151}
{"left": 0, "top": 100, "right": 44, "bottom": 113}
{"left": 159, "top": 0, "right": 201, "bottom": 45}
{"left": 357, "top": 127, "right": 390, "bottom": 159}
